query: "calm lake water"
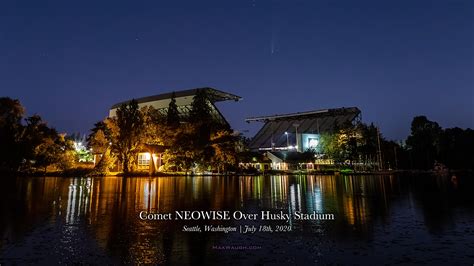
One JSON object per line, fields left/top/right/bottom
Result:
{"left": 0, "top": 174, "right": 473, "bottom": 265}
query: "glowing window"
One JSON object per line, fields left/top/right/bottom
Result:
{"left": 138, "top": 153, "right": 150, "bottom": 166}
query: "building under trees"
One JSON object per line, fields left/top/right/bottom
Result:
{"left": 243, "top": 107, "right": 366, "bottom": 171}
{"left": 246, "top": 107, "right": 361, "bottom": 151}
{"left": 90, "top": 88, "right": 241, "bottom": 174}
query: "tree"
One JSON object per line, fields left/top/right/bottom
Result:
{"left": 320, "top": 133, "right": 342, "bottom": 162}
{"left": 162, "top": 123, "right": 196, "bottom": 174}
{"left": 359, "top": 123, "right": 378, "bottom": 165}
{"left": 15, "top": 115, "right": 76, "bottom": 173}
{"left": 0, "top": 97, "right": 24, "bottom": 125}
{"left": 380, "top": 139, "right": 401, "bottom": 170}
{"left": 210, "top": 130, "right": 238, "bottom": 173}
{"left": 88, "top": 126, "right": 110, "bottom": 155}
{"left": 113, "top": 100, "right": 144, "bottom": 174}
{"left": 62, "top": 136, "right": 80, "bottom": 168}
{"left": 21, "top": 115, "right": 51, "bottom": 169}
{"left": 166, "top": 92, "right": 180, "bottom": 127}
{"left": 319, "top": 121, "right": 361, "bottom": 165}
{"left": 187, "top": 89, "right": 216, "bottom": 169}
{"left": 189, "top": 89, "right": 212, "bottom": 123}
{"left": 406, "top": 116, "right": 442, "bottom": 169}
{"left": 88, "top": 122, "right": 116, "bottom": 175}
{"left": 35, "top": 132, "right": 76, "bottom": 172}
{"left": 438, "top": 127, "right": 474, "bottom": 169}
{"left": 0, "top": 97, "right": 88, "bottom": 174}
{"left": 0, "top": 97, "right": 25, "bottom": 171}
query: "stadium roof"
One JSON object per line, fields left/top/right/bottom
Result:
{"left": 247, "top": 107, "right": 361, "bottom": 150}
{"left": 110, "top": 87, "right": 241, "bottom": 109}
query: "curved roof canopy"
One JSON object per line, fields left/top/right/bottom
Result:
{"left": 110, "top": 87, "right": 241, "bottom": 109}
{"left": 108, "top": 87, "right": 241, "bottom": 127}
{"left": 246, "top": 107, "right": 361, "bottom": 150}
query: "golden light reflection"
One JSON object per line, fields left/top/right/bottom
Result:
{"left": 2, "top": 174, "right": 402, "bottom": 264}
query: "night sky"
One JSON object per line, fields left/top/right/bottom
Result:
{"left": 1, "top": 0, "right": 472, "bottom": 140}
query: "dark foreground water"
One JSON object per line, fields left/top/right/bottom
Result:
{"left": 0, "top": 174, "right": 473, "bottom": 265}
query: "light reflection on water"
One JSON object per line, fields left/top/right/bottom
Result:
{"left": 0, "top": 174, "right": 473, "bottom": 264}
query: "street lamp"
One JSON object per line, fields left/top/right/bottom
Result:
{"left": 293, "top": 123, "right": 300, "bottom": 151}
{"left": 284, "top": 132, "right": 289, "bottom": 148}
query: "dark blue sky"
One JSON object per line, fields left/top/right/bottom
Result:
{"left": 1, "top": 0, "right": 472, "bottom": 140}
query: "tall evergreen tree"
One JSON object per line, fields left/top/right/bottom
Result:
{"left": 188, "top": 89, "right": 213, "bottom": 169}
{"left": 359, "top": 123, "right": 378, "bottom": 165}
{"left": 88, "top": 120, "right": 116, "bottom": 175}
{"left": 166, "top": 92, "right": 180, "bottom": 127}
{"left": 189, "top": 89, "right": 212, "bottom": 123}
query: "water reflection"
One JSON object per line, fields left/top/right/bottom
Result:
{"left": 0, "top": 174, "right": 473, "bottom": 264}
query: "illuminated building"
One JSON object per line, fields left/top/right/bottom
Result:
{"left": 109, "top": 87, "right": 241, "bottom": 124}
{"left": 246, "top": 107, "right": 361, "bottom": 170}
{"left": 107, "top": 87, "right": 241, "bottom": 171}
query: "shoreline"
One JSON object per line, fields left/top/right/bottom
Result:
{"left": 1, "top": 169, "right": 471, "bottom": 178}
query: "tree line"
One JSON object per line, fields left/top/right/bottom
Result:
{"left": 317, "top": 116, "right": 474, "bottom": 171}
{"left": 0, "top": 97, "right": 76, "bottom": 173}
{"left": 405, "top": 116, "right": 473, "bottom": 170}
